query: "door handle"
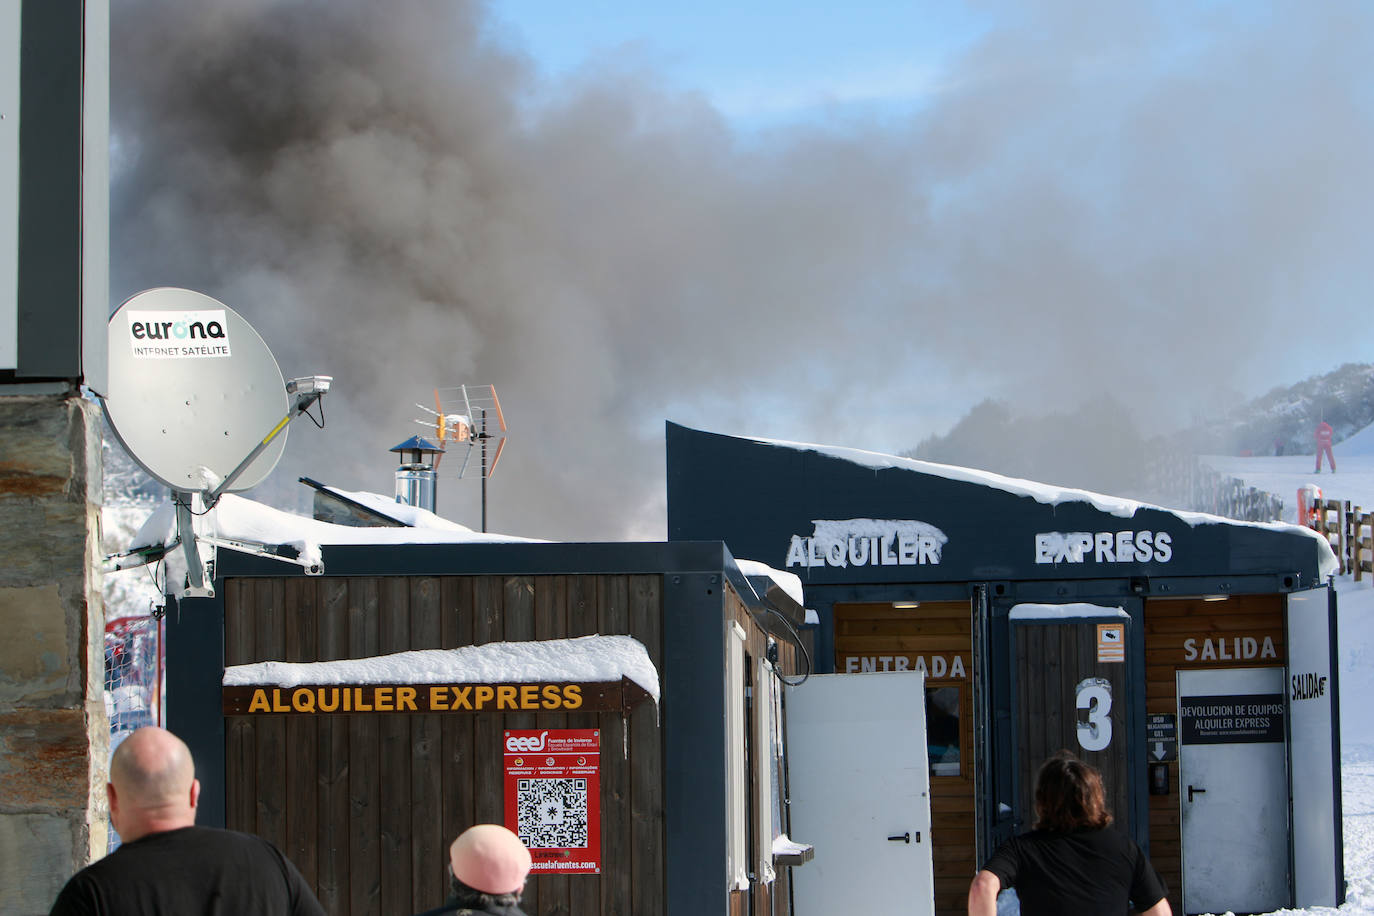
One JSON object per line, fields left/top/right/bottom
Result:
{"left": 887, "top": 832, "right": 910, "bottom": 844}
{"left": 1187, "top": 785, "right": 1207, "bottom": 803}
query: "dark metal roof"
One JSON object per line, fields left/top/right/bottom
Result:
{"left": 666, "top": 422, "right": 1328, "bottom": 588}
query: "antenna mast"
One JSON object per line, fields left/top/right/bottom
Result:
{"left": 415, "top": 384, "right": 507, "bottom": 532}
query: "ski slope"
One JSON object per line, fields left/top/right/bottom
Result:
{"left": 1203, "top": 455, "right": 1374, "bottom": 526}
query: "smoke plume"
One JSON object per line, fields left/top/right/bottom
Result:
{"left": 111, "top": 1, "right": 1374, "bottom": 538}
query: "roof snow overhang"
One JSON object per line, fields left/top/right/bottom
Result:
{"left": 665, "top": 422, "right": 1335, "bottom": 589}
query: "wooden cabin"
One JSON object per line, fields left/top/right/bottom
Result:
{"left": 167, "top": 540, "right": 814, "bottom": 916}
{"left": 666, "top": 422, "right": 1345, "bottom": 916}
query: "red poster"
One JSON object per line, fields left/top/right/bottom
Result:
{"left": 503, "top": 729, "right": 601, "bottom": 874}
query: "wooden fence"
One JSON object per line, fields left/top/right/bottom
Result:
{"left": 1145, "top": 451, "right": 1285, "bottom": 523}
{"left": 1310, "top": 499, "right": 1374, "bottom": 579}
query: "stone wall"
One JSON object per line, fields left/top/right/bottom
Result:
{"left": 0, "top": 394, "right": 107, "bottom": 912}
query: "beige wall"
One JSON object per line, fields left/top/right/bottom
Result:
{"left": 0, "top": 394, "right": 107, "bottom": 912}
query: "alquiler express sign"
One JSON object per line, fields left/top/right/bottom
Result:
{"left": 222, "top": 678, "right": 653, "bottom": 716}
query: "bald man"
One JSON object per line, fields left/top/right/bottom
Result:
{"left": 50, "top": 726, "right": 324, "bottom": 915}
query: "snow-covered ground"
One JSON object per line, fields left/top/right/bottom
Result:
{"left": 1203, "top": 425, "right": 1374, "bottom": 526}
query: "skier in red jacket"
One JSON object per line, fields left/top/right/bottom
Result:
{"left": 1315, "top": 421, "right": 1336, "bottom": 473}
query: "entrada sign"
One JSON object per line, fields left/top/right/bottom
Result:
{"left": 842, "top": 655, "right": 967, "bottom": 678}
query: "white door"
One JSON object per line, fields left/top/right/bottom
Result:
{"left": 1178, "top": 667, "right": 1288, "bottom": 915}
{"left": 786, "top": 670, "right": 934, "bottom": 915}
{"left": 1287, "top": 587, "right": 1342, "bottom": 907}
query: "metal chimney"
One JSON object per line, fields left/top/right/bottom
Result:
{"left": 389, "top": 435, "right": 445, "bottom": 512}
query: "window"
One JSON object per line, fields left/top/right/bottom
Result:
{"left": 926, "top": 685, "right": 961, "bottom": 777}
{"left": 726, "top": 622, "right": 749, "bottom": 890}
{"left": 755, "top": 657, "right": 781, "bottom": 885}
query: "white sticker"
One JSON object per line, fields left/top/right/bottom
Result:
{"left": 1076, "top": 677, "right": 1113, "bottom": 752}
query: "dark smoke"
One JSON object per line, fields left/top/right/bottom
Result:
{"left": 111, "top": 1, "right": 1374, "bottom": 538}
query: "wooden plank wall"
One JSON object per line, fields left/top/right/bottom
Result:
{"left": 833, "top": 601, "right": 974, "bottom": 916}
{"left": 1011, "top": 622, "right": 1130, "bottom": 838}
{"left": 223, "top": 574, "right": 664, "bottom": 916}
{"left": 1142, "top": 594, "right": 1285, "bottom": 916}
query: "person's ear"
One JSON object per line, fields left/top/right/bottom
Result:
{"left": 189, "top": 778, "right": 201, "bottom": 810}
{"left": 107, "top": 783, "right": 122, "bottom": 834}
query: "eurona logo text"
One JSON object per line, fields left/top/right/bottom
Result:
{"left": 126, "top": 310, "right": 233, "bottom": 359}
{"left": 129, "top": 313, "right": 227, "bottom": 341}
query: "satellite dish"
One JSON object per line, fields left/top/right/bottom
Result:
{"left": 103, "top": 287, "right": 289, "bottom": 492}
{"left": 101, "top": 287, "right": 332, "bottom": 596}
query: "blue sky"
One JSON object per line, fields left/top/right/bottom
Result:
{"left": 485, "top": 1, "right": 993, "bottom": 127}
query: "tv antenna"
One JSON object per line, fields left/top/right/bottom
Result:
{"left": 100, "top": 288, "right": 332, "bottom": 596}
{"left": 415, "top": 384, "right": 506, "bottom": 531}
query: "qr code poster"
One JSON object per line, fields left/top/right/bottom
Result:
{"left": 503, "top": 729, "right": 601, "bottom": 874}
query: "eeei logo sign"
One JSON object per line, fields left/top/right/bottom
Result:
{"left": 126, "top": 310, "right": 232, "bottom": 359}
{"left": 505, "top": 730, "right": 549, "bottom": 752}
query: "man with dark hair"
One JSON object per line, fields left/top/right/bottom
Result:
{"left": 50, "top": 726, "right": 324, "bottom": 916}
{"left": 413, "top": 824, "right": 532, "bottom": 916}
{"left": 967, "top": 750, "right": 1171, "bottom": 916}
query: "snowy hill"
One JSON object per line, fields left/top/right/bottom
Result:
{"left": 1185, "top": 362, "right": 1374, "bottom": 457}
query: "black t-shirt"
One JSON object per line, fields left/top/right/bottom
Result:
{"left": 413, "top": 903, "right": 529, "bottom": 916}
{"left": 982, "top": 826, "right": 1168, "bottom": 916}
{"left": 49, "top": 826, "right": 325, "bottom": 916}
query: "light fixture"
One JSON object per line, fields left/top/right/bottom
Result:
{"left": 892, "top": 601, "right": 920, "bottom": 609}
{"left": 1201, "top": 594, "right": 1229, "bottom": 602}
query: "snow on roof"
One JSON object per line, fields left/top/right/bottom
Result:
{"left": 746, "top": 432, "right": 1340, "bottom": 580}
{"left": 135, "top": 490, "right": 812, "bottom": 607}
{"left": 223, "top": 634, "right": 660, "bottom": 701}
{"left": 312, "top": 484, "right": 472, "bottom": 530}
{"left": 735, "top": 558, "right": 804, "bottom": 607}
{"left": 1009, "top": 603, "right": 1129, "bottom": 620}
{"left": 135, "top": 492, "right": 540, "bottom": 553}
{"left": 133, "top": 492, "right": 544, "bottom": 596}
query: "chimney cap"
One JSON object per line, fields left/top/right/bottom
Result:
{"left": 390, "top": 435, "right": 445, "bottom": 454}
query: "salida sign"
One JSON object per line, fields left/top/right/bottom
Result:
{"left": 504, "top": 729, "right": 601, "bottom": 875}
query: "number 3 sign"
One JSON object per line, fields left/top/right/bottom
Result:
{"left": 1076, "top": 678, "right": 1113, "bottom": 751}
